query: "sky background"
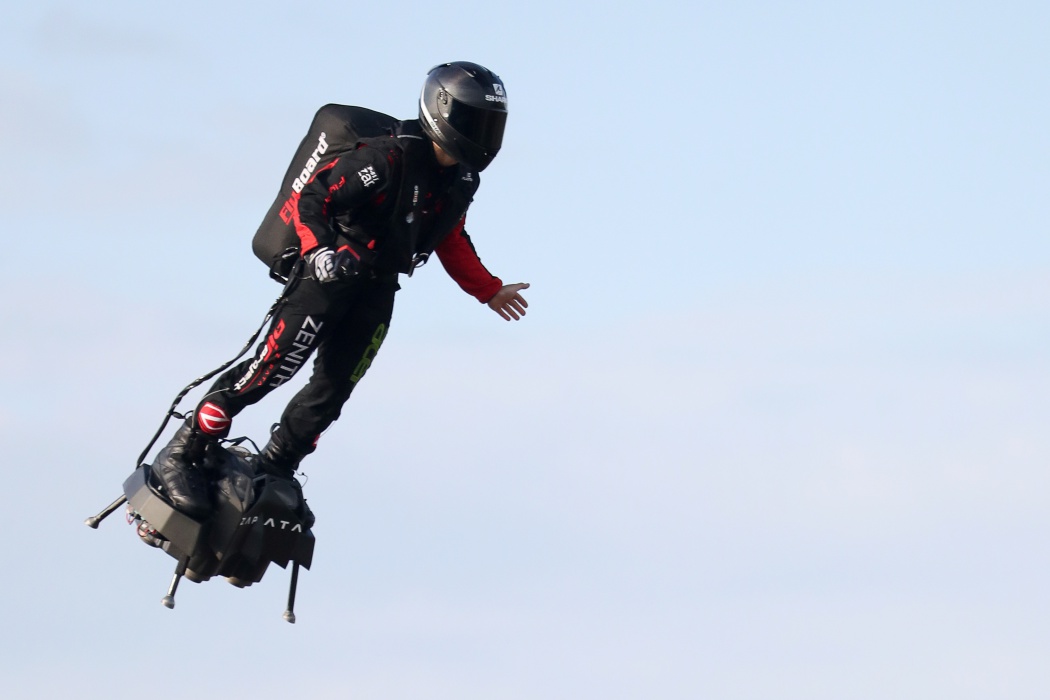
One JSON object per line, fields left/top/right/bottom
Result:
{"left": 1, "top": 1, "right": 1048, "bottom": 698}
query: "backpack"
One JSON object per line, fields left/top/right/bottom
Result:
{"left": 252, "top": 105, "right": 401, "bottom": 281}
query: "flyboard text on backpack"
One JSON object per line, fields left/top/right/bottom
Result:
{"left": 291, "top": 132, "right": 330, "bottom": 194}
{"left": 276, "top": 132, "right": 331, "bottom": 227}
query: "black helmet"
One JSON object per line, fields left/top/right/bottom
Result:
{"left": 419, "top": 61, "right": 508, "bottom": 171}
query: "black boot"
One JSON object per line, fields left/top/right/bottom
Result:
{"left": 254, "top": 433, "right": 316, "bottom": 529}
{"left": 149, "top": 420, "right": 214, "bottom": 519}
{"left": 254, "top": 436, "right": 299, "bottom": 480}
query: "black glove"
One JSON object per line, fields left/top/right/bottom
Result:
{"left": 333, "top": 246, "right": 361, "bottom": 278}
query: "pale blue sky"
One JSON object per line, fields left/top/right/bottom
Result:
{"left": 1, "top": 1, "right": 1048, "bottom": 698}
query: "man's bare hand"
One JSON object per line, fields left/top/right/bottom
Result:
{"left": 488, "top": 283, "right": 530, "bottom": 321}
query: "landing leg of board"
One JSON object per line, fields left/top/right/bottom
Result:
{"left": 84, "top": 495, "right": 129, "bottom": 529}
{"left": 283, "top": 561, "right": 300, "bottom": 624}
{"left": 162, "top": 558, "right": 189, "bottom": 609}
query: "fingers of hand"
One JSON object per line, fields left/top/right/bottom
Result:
{"left": 489, "top": 284, "right": 530, "bottom": 321}
{"left": 499, "top": 300, "right": 525, "bottom": 321}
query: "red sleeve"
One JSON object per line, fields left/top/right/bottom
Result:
{"left": 434, "top": 217, "right": 503, "bottom": 303}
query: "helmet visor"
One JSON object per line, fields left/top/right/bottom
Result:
{"left": 445, "top": 97, "right": 507, "bottom": 153}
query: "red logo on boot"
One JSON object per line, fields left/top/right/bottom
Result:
{"left": 197, "top": 402, "right": 231, "bottom": 435}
